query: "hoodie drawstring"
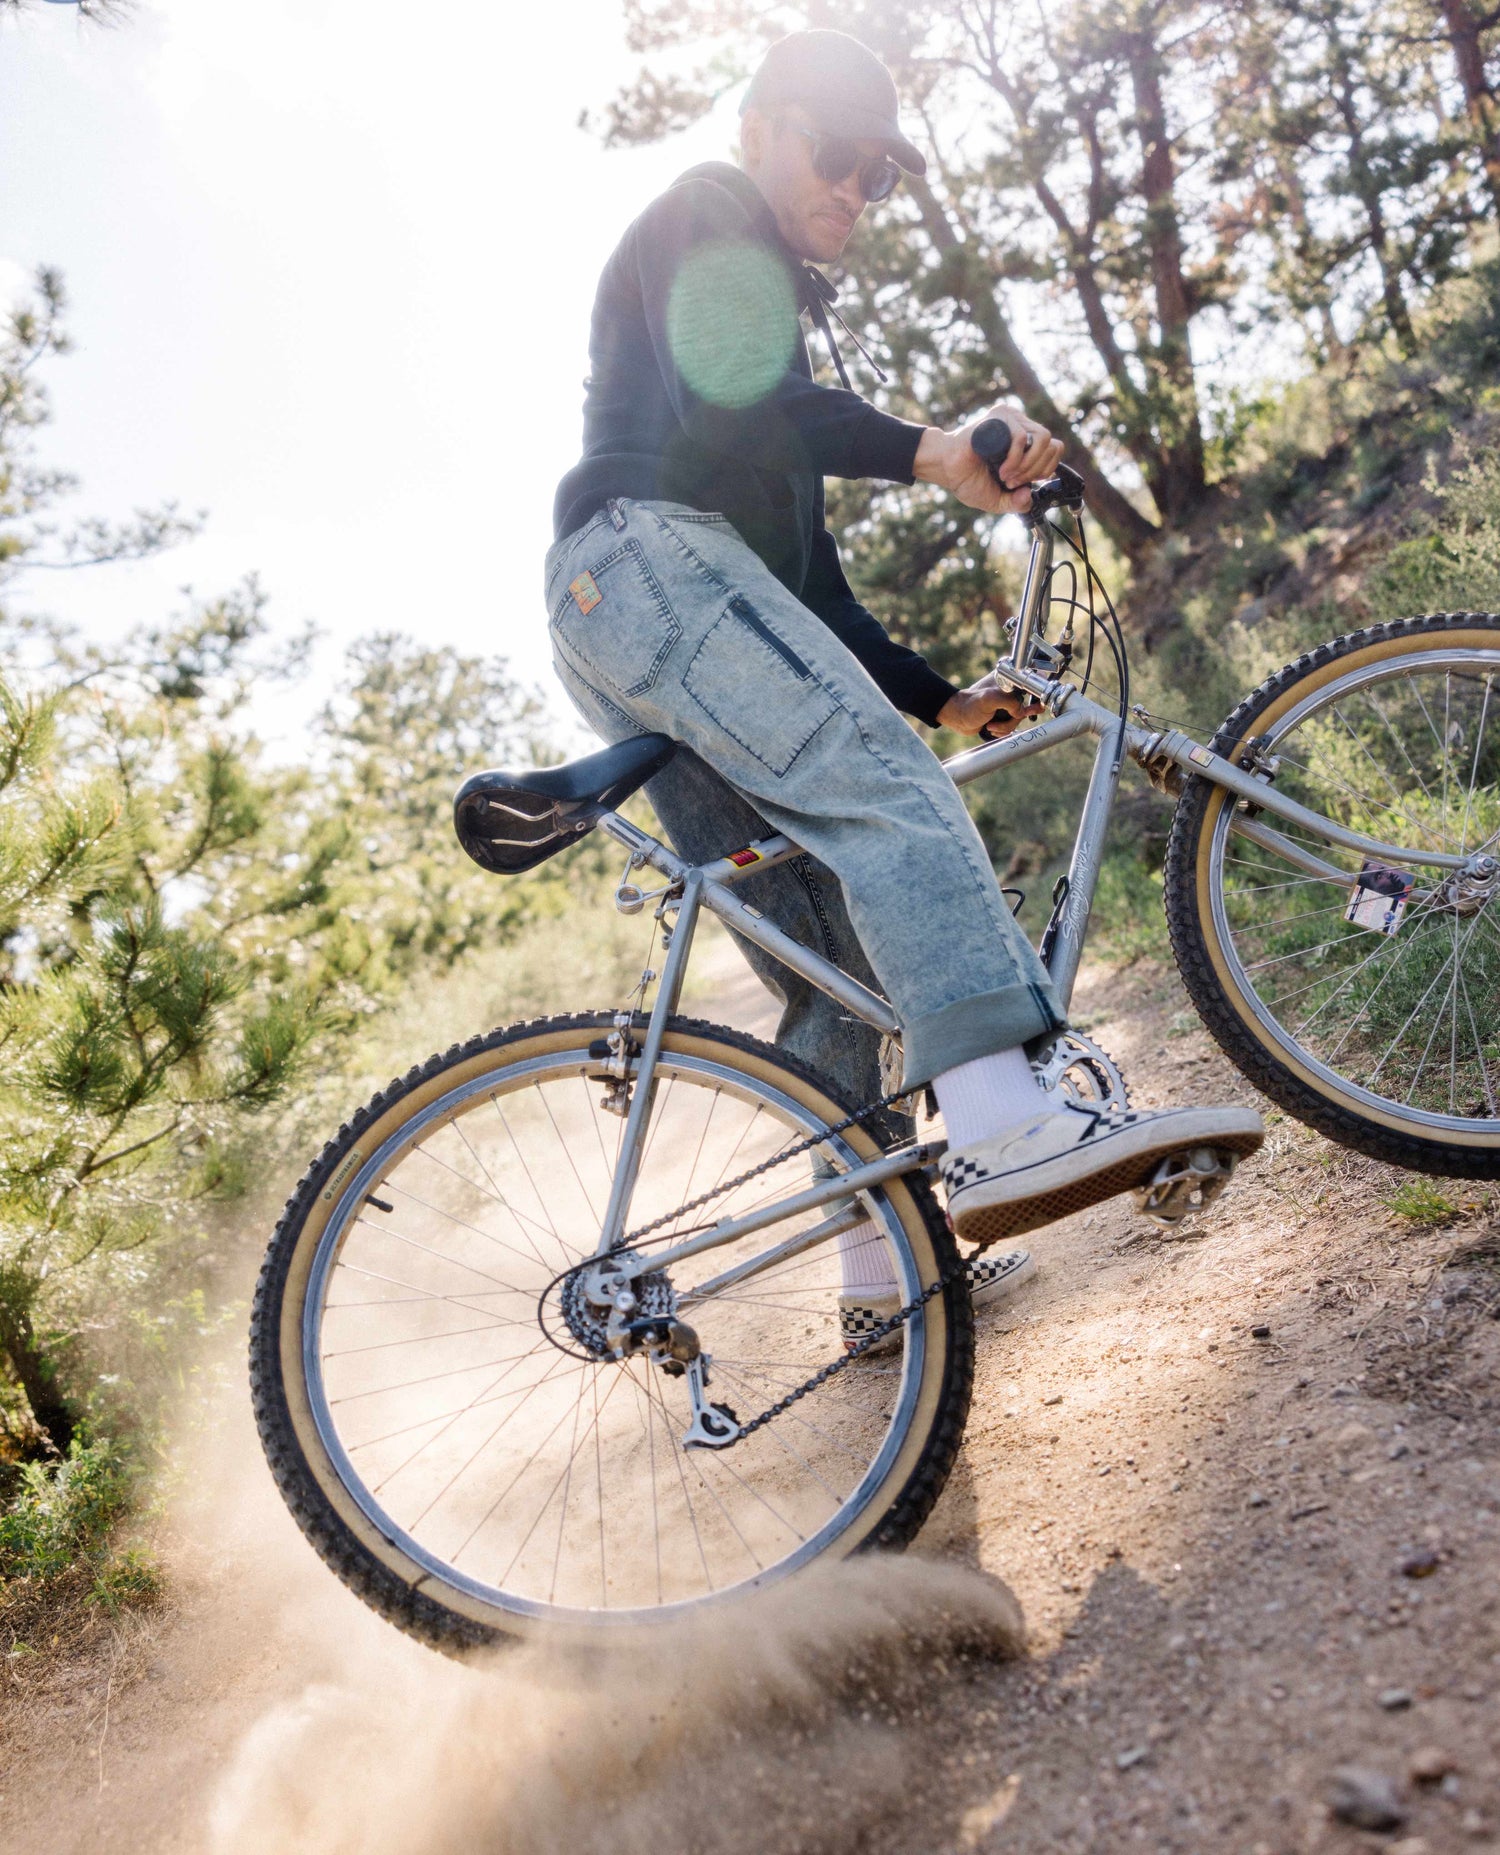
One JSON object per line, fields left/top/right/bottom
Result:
{"left": 801, "top": 265, "right": 890, "bottom": 390}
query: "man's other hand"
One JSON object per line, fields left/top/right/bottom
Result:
{"left": 936, "top": 671, "right": 1046, "bottom": 737}
{"left": 913, "top": 404, "right": 1063, "bottom": 515}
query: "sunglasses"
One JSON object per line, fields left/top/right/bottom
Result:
{"left": 786, "top": 123, "right": 902, "bottom": 204}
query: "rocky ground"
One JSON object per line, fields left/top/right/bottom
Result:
{"left": 2, "top": 946, "right": 1497, "bottom": 1855}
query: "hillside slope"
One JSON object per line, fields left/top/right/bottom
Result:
{"left": 3, "top": 941, "right": 1497, "bottom": 1855}
{"left": 1125, "top": 252, "right": 1500, "bottom": 686}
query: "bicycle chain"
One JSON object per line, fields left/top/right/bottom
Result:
{"left": 613, "top": 1085, "right": 916, "bottom": 1253}
{"left": 572, "top": 1082, "right": 954, "bottom": 1443}
{"left": 734, "top": 1257, "right": 966, "bottom": 1440}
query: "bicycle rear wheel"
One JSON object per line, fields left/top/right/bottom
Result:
{"left": 250, "top": 1012, "right": 971, "bottom": 1649}
{"left": 1165, "top": 613, "right": 1500, "bottom": 1175}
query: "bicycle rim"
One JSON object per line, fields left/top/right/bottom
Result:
{"left": 1205, "top": 636, "right": 1500, "bottom": 1142}
{"left": 262, "top": 1019, "right": 961, "bottom": 1633}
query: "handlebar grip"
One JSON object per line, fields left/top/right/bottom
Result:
{"left": 970, "top": 418, "right": 1013, "bottom": 476}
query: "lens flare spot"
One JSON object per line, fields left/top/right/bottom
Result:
{"left": 667, "top": 240, "right": 798, "bottom": 410}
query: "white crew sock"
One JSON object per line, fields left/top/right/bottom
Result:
{"left": 838, "top": 1048, "right": 1052, "bottom": 1296}
{"left": 932, "top": 1046, "right": 1051, "bottom": 1150}
{"left": 837, "top": 1213, "right": 894, "bottom": 1293}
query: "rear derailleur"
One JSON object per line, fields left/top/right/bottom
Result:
{"left": 566, "top": 1258, "right": 742, "bottom": 1450}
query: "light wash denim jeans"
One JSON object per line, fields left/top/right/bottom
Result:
{"left": 544, "top": 498, "right": 1065, "bottom": 1095}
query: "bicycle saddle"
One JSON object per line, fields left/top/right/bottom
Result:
{"left": 453, "top": 732, "right": 677, "bottom": 874}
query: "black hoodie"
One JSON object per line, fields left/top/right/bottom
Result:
{"left": 551, "top": 162, "right": 958, "bottom": 728}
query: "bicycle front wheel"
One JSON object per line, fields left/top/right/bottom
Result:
{"left": 250, "top": 1012, "right": 971, "bottom": 1649}
{"left": 1165, "top": 613, "right": 1500, "bottom": 1175}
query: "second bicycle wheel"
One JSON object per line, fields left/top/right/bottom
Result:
{"left": 1166, "top": 613, "right": 1500, "bottom": 1174}
{"left": 250, "top": 1012, "right": 971, "bottom": 1648}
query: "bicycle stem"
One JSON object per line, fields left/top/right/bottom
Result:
{"left": 999, "top": 511, "right": 1056, "bottom": 680}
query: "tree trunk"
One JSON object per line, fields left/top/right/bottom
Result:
{"left": 906, "top": 176, "right": 1161, "bottom": 560}
{"left": 1329, "top": 31, "right": 1420, "bottom": 354}
{"left": 0, "top": 1289, "right": 76, "bottom": 1455}
{"left": 1126, "top": 25, "right": 1209, "bottom": 522}
{"left": 1435, "top": 0, "right": 1500, "bottom": 216}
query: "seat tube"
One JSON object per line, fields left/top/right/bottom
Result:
{"left": 593, "top": 873, "right": 703, "bottom": 1255}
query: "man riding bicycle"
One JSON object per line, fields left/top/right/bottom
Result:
{"left": 546, "top": 28, "right": 1262, "bottom": 1329}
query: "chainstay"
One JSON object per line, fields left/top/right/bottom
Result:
{"left": 734, "top": 1256, "right": 967, "bottom": 1440}
{"left": 614, "top": 1085, "right": 916, "bottom": 1253}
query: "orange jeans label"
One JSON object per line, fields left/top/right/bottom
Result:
{"left": 570, "top": 570, "right": 602, "bottom": 616}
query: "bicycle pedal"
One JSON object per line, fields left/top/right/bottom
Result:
{"left": 1133, "top": 1146, "right": 1238, "bottom": 1226}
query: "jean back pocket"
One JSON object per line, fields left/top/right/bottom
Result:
{"left": 549, "top": 539, "right": 679, "bottom": 699}
{"left": 683, "top": 595, "right": 839, "bottom": 778}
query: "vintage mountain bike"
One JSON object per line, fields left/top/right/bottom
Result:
{"left": 252, "top": 423, "right": 1499, "bottom": 1650}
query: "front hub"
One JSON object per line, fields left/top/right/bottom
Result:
{"left": 1435, "top": 853, "right": 1499, "bottom": 918}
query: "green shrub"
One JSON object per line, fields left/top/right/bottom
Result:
{"left": 89, "top": 1545, "right": 163, "bottom": 1615}
{"left": 0, "top": 1433, "right": 134, "bottom": 1582}
{"left": 1086, "top": 853, "right": 1171, "bottom": 965}
{"left": 1365, "top": 445, "right": 1500, "bottom": 622}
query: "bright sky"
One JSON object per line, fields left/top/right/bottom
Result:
{"left": 0, "top": 0, "right": 734, "bottom": 742}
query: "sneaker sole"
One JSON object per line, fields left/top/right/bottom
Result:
{"left": 951, "top": 1112, "right": 1264, "bottom": 1247}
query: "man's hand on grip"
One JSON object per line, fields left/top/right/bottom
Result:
{"left": 914, "top": 404, "right": 1063, "bottom": 515}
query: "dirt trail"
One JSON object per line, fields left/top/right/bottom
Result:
{"left": 4, "top": 946, "right": 1499, "bottom": 1854}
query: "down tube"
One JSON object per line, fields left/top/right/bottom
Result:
{"left": 1046, "top": 718, "right": 1126, "bottom": 1009}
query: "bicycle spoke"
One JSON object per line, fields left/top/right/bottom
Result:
{"left": 1212, "top": 641, "right": 1499, "bottom": 1134}
{"left": 1227, "top": 899, "right": 1361, "bottom": 938}
{"left": 368, "top": 1345, "right": 572, "bottom": 1504}
{"left": 1456, "top": 955, "right": 1499, "bottom": 1118}
{"left": 304, "top": 1040, "right": 936, "bottom": 1617}
{"left": 1365, "top": 686, "right": 1441, "bottom": 824}
{"left": 491, "top": 1096, "right": 564, "bottom": 1241}
{"left": 1459, "top": 674, "right": 1495, "bottom": 853}
{"left": 390, "top": 1160, "right": 567, "bottom": 1272}
{"left": 713, "top": 1363, "right": 877, "bottom": 1467}
{"left": 1329, "top": 701, "right": 1442, "bottom": 850}
{"left": 451, "top": 1121, "right": 561, "bottom": 1275}
{"left": 537, "top": 1082, "right": 606, "bottom": 1228}
{"left": 353, "top": 1211, "right": 531, "bottom": 1296}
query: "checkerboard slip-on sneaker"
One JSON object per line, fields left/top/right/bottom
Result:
{"left": 839, "top": 1249, "right": 1037, "bottom": 1357}
{"left": 838, "top": 1290, "right": 904, "bottom": 1360}
{"left": 968, "top": 1247, "right": 1036, "bottom": 1307}
{"left": 942, "top": 1102, "right": 1264, "bottom": 1247}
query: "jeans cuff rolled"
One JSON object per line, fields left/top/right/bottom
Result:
{"left": 900, "top": 981, "right": 1067, "bottom": 1090}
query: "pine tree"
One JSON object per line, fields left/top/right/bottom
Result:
{"left": 0, "top": 275, "right": 554, "bottom": 1453}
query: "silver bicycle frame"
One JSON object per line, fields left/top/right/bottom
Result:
{"left": 582, "top": 505, "right": 1483, "bottom": 1267}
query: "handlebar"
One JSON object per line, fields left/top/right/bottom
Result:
{"left": 969, "top": 417, "right": 1086, "bottom": 518}
{"left": 970, "top": 417, "right": 1014, "bottom": 470}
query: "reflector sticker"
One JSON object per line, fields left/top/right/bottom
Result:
{"left": 1344, "top": 859, "right": 1414, "bottom": 936}
{"left": 570, "top": 570, "right": 603, "bottom": 616}
{"left": 728, "top": 847, "right": 762, "bottom": 867}
{"left": 1189, "top": 745, "right": 1214, "bottom": 767}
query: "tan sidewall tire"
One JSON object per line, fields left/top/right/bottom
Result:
{"left": 252, "top": 1014, "right": 970, "bottom": 1648}
{"left": 1166, "top": 616, "right": 1500, "bottom": 1174}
